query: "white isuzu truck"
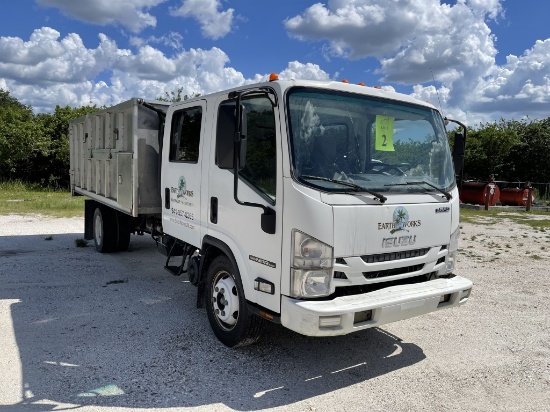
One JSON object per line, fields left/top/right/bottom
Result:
{"left": 69, "top": 76, "right": 472, "bottom": 347}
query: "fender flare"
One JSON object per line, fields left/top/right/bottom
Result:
{"left": 196, "top": 235, "right": 241, "bottom": 308}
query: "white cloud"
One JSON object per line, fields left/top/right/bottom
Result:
{"left": 411, "top": 35, "right": 550, "bottom": 123}
{"left": 0, "top": 27, "right": 336, "bottom": 113}
{"left": 0, "top": 28, "right": 246, "bottom": 112}
{"left": 129, "top": 32, "right": 184, "bottom": 50}
{"left": 2, "top": 2, "right": 549, "bottom": 126}
{"left": 0, "top": 27, "right": 65, "bottom": 65}
{"left": 170, "top": 0, "right": 234, "bottom": 40}
{"left": 378, "top": 4, "right": 497, "bottom": 85}
{"left": 279, "top": 61, "right": 331, "bottom": 81}
{"left": 469, "top": 39, "right": 550, "bottom": 117}
{"left": 286, "top": 0, "right": 550, "bottom": 123}
{"left": 0, "top": 29, "right": 127, "bottom": 86}
{"left": 36, "top": 0, "right": 166, "bottom": 33}
{"left": 245, "top": 61, "right": 332, "bottom": 84}
{"left": 466, "top": 0, "right": 503, "bottom": 19}
{"left": 285, "top": 0, "right": 412, "bottom": 59}
{"left": 285, "top": 0, "right": 499, "bottom": 83}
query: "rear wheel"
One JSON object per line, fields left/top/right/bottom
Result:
{"left": 93, "top": 207, "right": 117, "bottom": 253}
{"left": 205, "top": 255, "right": 263, "bottom": 347}
{"left": 115, "top": 211, "right": 131, "bottom": 252}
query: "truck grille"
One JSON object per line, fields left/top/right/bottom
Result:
{"left": 361, "top": 248, "right": 430, "bottom": 264}
{"left": 363, "top": 264, "right": 425, "bottom": 279}
{"left": 330, "top": 272, "right": 437, "bottom": 300}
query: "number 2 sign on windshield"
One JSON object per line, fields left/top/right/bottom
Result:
{"left": 375, "top": 115, "right": 395, "bottom": 152}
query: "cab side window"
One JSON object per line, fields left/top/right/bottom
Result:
{"left": 169, "top": 107, "right": 202, "bottom": 162}
{"left": 241, "top": 96, "right": 277, "bottom": 200}
{"left": 216, "top": 97, "right": 277, "bottom": 202}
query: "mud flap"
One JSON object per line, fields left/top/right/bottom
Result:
{"left": 84, "top": 199, "right": 98, "bottom": 240}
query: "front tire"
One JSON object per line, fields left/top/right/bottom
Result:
{"left": 205, "top": 255, "right": 263, "bottom": 347}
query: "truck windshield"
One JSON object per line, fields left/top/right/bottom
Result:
{"left": 287, "top": 87, "right": 456, "bottom": 195}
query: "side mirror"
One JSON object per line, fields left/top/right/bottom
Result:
{"left": 452, "top": 131, "right": 465, "bottom": 174}
{"left": 261, "top": 207, "right": 276, "bottom": 234}
{"left": 216, "top": 103, "right": 247, "bottom": 170}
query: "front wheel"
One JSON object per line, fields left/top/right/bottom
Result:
{"left": 205, "top": 255, "right": 263, "bottom": 347}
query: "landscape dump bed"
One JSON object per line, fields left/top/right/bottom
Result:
{"left": 69, "top": 98, "right": 169, "bottom": 217}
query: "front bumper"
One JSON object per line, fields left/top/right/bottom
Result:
{"left": 281, "top": 276, "right": 472, "bottom": 337}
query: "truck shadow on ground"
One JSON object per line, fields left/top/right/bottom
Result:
{"left": 0, "top": 233, "right": 426, "bottom": 411}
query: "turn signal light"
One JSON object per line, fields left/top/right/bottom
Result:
{"left": 259, "top": 310, "right": 274, "bottom": 321}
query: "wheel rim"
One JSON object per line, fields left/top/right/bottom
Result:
{"left": 211, "top": 270, "right": 239, "bottom": 331}
{"left": 94, "top": 212, "right": 103, "bottom": 246}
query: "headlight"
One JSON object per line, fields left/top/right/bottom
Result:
{"left": 445, "top": 227, "right": 460, "bottom": 274}
{"left": 291, "top": 230, "right": 333, "bottom": 297}
{"left": 292, "top": 230, "right": 333, "bottom": 269}
{"left": 291, "top": 269, "right": 332, "bottom": 298}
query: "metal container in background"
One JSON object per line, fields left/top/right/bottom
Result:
{"left": 461, "top": 181, "right": 500, "bottom": 206}
{"left": 500, "top": 187, "right": 535, "bottom": 207}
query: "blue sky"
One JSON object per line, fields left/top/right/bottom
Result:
{"left": 0, "top": 0, "right": 548, "bottom": 126}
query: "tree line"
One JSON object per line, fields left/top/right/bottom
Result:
{"left": 1, "top": 88, "right": 549, "bottom": 189}
{"left": 0, "top": 89, "right": 98, "bottom": 188}
{"left": 456, "top": 117, "right": 550, "bottom": 184}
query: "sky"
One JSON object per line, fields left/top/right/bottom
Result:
{"left": 0, "top": 0, "right": 548, "bottom": 126}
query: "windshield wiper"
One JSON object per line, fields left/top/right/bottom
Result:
{"left": 385, "top": 181, "right": 451, "bottom": 201}
{"left": 301, "top": 175, "right": 387, "bottom": 203}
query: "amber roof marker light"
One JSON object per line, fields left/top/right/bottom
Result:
{"left": 269, "top": 73, "right": 279, "bottom": 81}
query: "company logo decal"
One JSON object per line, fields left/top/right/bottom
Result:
{"left": 379, "top": 206, "right": 421, "bottom": 248}
{"left": 435, "top": 206, "right": 450, "bottom": 213}
{"left": 377, "top": 206, "right": 421, "bottom": 233}
{"left": 177, "top": 176, "right": 186, "bottom": 198}
{"left": 382, "top": 235, "right": 416, "bottom": 248}
{"left": 171, "top": 176, "right": 194, "bottom": 198}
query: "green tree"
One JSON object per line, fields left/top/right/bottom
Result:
{"left": 0, "top": 89, "right": 99, "bottom": 187}
{"left": 157, "top": 87, "right": 201, "bottom": 102}
{"left": 0, "top": 89, "right": 45, "bottom": 180}
{"left": 34, "top": 104, "right": 99, "bottom": 187}
{"left": 461, "top": 120, "right": 521, "bottom": 180}
{"left": 503, "top": 118, "right": 550, "bottom": 182}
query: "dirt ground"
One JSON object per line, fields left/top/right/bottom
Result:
{"left": 0, "top": 213, "right": 549, "bottom": 412}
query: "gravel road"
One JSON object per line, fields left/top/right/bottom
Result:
{"left": 0, "top": 213, "right": 549, "bottom": 412}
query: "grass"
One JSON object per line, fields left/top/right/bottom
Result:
{"left": 460, "top": 208, "right": 550, "bottom": 229}
{"left": 0, "top": 180, "right": 85, "bottom": 218}
{"left": 2, "top": 179, "right": 549, "bottom": 224}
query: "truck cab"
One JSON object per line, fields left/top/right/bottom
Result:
{"left": 70, "top": 78, "right": 472, "bottom": 347}
{"left": 158, "top": 79, "right": 472, "bottom": 346}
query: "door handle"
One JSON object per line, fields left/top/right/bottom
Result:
{"left": 210, "top": 197, "right": 218, "bottom": 224}
{"left": 165, "top": 188, "right": 170, "bottom": 209}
